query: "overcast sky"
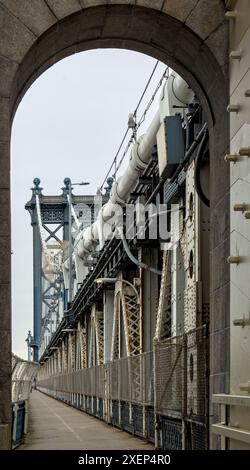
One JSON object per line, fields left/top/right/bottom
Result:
{"left": 11, "top": 49, "right": 166, "bottom": 359}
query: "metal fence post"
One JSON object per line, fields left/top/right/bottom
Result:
{"left": 24, "top": 400, "right": 29, "bottom": 435}
{"left": 12, "top": 404, "right": 18, "bottom": 444}
{"left": 182, "top": 333, "right": 187, "bottom": 449}
{"left": 153, "top": 339, "right": 159, "bottom": 448}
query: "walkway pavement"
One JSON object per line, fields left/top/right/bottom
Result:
{"left": 19, "top": 391, "right": 154, "bottom": 450}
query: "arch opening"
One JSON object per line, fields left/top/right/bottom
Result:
{"left": 0, "top": 2, "right": 229, "bottom": 450}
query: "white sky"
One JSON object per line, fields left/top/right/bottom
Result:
{"left": 11, "top": 49, "right": 166, "bottom": 359}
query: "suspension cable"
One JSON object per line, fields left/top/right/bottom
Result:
{"left": 67, "top": 194, "right": 81, "bottom": 230}
{"left": 134, "top": 60, "right": 159, "bottom": 116}
{"left": 115, "top": 67, "right": 169, "bottom": 175}
{"left": 100, "top": 62, "right": 169, "bottom": 190}
{"left": 35, "top": 194, "right": 47, "bottom": 250}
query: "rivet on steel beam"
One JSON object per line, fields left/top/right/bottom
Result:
{"left": 227, "top": 104, "right": 240, "bottom": 112}
{"left": 245, "top": 90, "right": 250, "bottom": 97}
{"left": 244, "top": 211, "right": 250, "bottom": 219}
{"left": 227, "top": 256, "right": 240, "bottom": 264}
{"left": 229, "top": 50, "right": 242, "bottom": 60}
{"left": 239, "top": 147, "right": 250, "bottom": 156}
{"left": 224, "top": 154, "right": 238, "bottom": 163}
{"left": 233, "top": 203, "right": 247, "bottom": 212}
{"left": 233, "top": 317, "right": 250, "bottom": 327}
{"left": 225, "top": 10, "right": 237, "bottom": 19}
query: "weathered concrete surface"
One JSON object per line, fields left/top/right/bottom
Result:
{"left": 19, "top": 391, "right": 154, "bottom": 450}
{"left": 0, "top": 0, "right": 230, "bottom": 449}
{"left": 0, "top": 424, "right": 10, "bottom": 449}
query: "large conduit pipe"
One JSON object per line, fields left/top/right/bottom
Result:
{"left": 67, "top": 72, "right": 194, "bottom": 268}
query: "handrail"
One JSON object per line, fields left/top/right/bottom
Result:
{"left": 212, "top": 393, "right": 250, "bottom": 449}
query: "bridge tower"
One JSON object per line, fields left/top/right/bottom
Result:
{"left": 25, "top": 178, "right": 96, "bottom": 362}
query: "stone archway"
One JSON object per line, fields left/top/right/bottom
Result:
{"left": 0, "top": 1, "right": 229, "bottom": 448}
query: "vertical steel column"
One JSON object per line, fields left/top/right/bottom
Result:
{"left": 68, "top": 179, "right": 73, "bottom": 303}
{"left": 63, "top": 179, "right": 70, "bottom": 309}
{"left": 31, "top": 179, "right": 42, "bottom": 362}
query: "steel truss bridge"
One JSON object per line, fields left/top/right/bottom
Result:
{"left": 26, "top": 71, "right": 211, "bottom": 450}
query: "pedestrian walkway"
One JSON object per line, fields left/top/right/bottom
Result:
{"left": 18, "top": 391, "right": 154, "bottom": 450}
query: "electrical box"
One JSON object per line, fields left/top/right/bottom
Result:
{"left": 156, "top": 115, "right": 184, "bottom": 178}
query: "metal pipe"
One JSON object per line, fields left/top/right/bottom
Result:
{"left": 66, "top": 73, "right": 195, "bottom": 273}
{"left": 121, "top": 233, "right": 162, "bottom": 276}
{"left": 119, "top": 279, "right": 140, "bottom": 301}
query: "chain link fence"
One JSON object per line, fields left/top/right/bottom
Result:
{"left": 154, "top": 326, "right": 208, "bottom": 421}
{"left": 38, "top": 352, "right": 153, "bottom": 405}
{"left": 37, "top": 326, "right": 208, "bottom": 448}
{"left": 154, "top": 326, "right": 208, "bottom": 449}
{"left": 108, "top": 352, "right": 153, "bottom": 405}
{"left": 155, "top": 334, "right": 183, "bottom": 417}
{"left": 39, "top": 364, "right": 106, "bottom": 398}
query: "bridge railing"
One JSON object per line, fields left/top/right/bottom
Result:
{"left": 11, "top": 354, "right": 38, "bottom": 448}
{"left": 37, "top": 351, "right": 153, "bottom": 405}
{"left": 38, "top": 364, "right": 106, "bottom": 398}
{"left": 108, "top": 352, "right": 154, "bottom": 405}
{"left": 37, "top": 326, "right": 208, "bottom": 448}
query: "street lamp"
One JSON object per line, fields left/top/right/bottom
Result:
{"left": 65, "top": 178, "right": 90, "bottom": 303}
{"left": 95, "top": 277, "right": 140, "bottom": 303}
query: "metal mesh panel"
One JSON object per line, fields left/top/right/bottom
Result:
{"left": 98, "top": 398, "right": 104, "bottom": 419}
{"left": 130, "top": 355, "right": 143, "bottom": 403}
{"left": 12, "top": 402, "right": 26, "bottom": 447}
{"left": 164, "top": 169, "right": 186, "bottom": 204}
{"left": 120, "top": 401, "right": 132, "bottom": 432}
{"left": 86, "top": 396, "right": 92, "bottom": 413}
{"left": 144, "top": 351, "right": 154, "bottom": 406}
{"left": 161, "top": 418, "right": 182, "bottom": 450}
{"left": 155, "top": 326, "right": 208, "bottom": 422}
{"left": 146, "top": 407, "right": 155, "bottom": 442}
{"left": 111, "top": 400, "right": 120, "bottom": 427}
{"left": 186, "top": 327, "right": 208, "bottom": 423}
{"left": 38, "top": 352, "right": 153, "bottom": 405}
{"left": 185, "top": 421, "right": 207, "bottom": 450}
{"left": 132, "top": 404, "right": 144, "bottom": 437}
{"left": 107, "top": 352, "right": 153, "bottom": 405}
{"left": 155, "top": 335, "right": 183, "bottom": 417}
{"left": 120, "top": 358, "right": 131, "bottom": 402}
{"left": 37, "top": 327, "right": 208, "bottom": 449}
{"left": 93, "top": 396, "right": 97, "bottom": 416}
{"left": 38, "top": 365, "right": 105, "bottom": 398}
{"left": 108, "top": 361, "right": 120, "bottom": 400}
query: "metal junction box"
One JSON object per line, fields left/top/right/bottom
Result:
{"left": 156, "top": 115, "right": 184, "bottom": 178}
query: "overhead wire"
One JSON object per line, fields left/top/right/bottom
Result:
{"left": 100, "top": 61, "right": 169, "bottom": 190}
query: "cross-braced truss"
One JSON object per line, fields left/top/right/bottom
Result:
{"left": 111, "top": 277, "right": 141, "bottom": 361}
{"left": 95, "top": 314, "right": 104, "bottom": 365}
{"left": 68, "top": 333, "right": 75, "bottom": 372}
{"left": 89, "top": 305, "right": 104, "bottom": 366}
{"left": 155, "top": 250, "right": 172, "bottom": 341}
{"left": 121, "top": 290, "right": 141, "bottom": 356}
{"left": 76, "top": 321, "right": 87, "bottom": 370}
{"left": 62, "top": 338, "right": 68, "bottom": 373}
{"left": 111, "top": 294, "right": 121, "bottom": 361}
